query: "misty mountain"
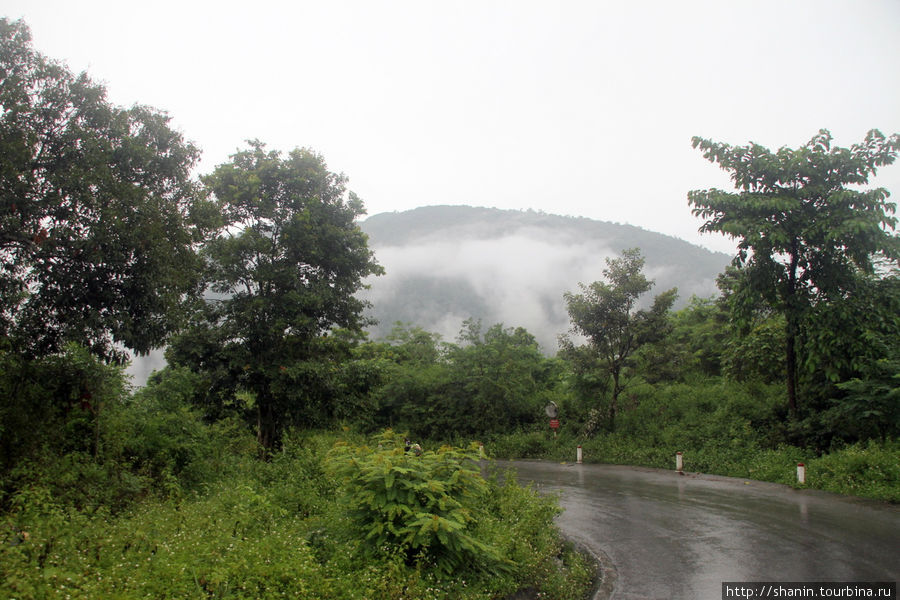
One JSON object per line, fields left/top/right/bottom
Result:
{"left": 358, "top": 205, "right": 731, "bottom": 352}
{"left": 127, "top": 205, "right": 731, "bottom": 384}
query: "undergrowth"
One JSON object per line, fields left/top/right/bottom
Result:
{"left": 0, "top": 430, "right": 594, "bottom": 599}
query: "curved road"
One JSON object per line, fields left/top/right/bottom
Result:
{"left": 499, "top": 460, "right": 899, "bottom": 600}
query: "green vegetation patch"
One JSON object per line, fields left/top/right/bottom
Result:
{"left": 484, "top": 379, "right": 900, "bottom": 503}
{"left": 1, "top": 431, "right": 595, "bottom": 600}
{"left": 806, "top": 439, "right": 900, "bottom": 502}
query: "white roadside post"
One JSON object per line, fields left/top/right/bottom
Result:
{"left": 676, "top": 451, "right": 684, "bottom": 473}
{"left": 576, "top": 445, "right": 583, "bottom": 464}
{"left": 797, "top": 462, "right": 806, "bottom": 484}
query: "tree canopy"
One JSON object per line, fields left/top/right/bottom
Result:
{"left": 562, "top": 248, "right": 677, "bottom": 431}
{"left": 0, "top": 18, "right": 209, "bottom": 362}
{"left": 169, "top": 142, "right": 383, "bottom": 448}
{"left": 689, "top": 129, "right": 899, "bottom": 415}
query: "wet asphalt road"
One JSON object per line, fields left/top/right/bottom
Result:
{"left": 496, "top": 460, "right": 899, "bottom": 600}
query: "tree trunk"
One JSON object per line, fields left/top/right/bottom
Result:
{"left": 785, "top": 320, "right": 798, "bottom": 417}
{"left": 93, "top": 403, "right": 101, "bottom": 459}
{"left": 785, "top": 245, "right": 800, "bottom": 418}
{"left": 256, "top": 397, "right": 277, "bottom": 453}
{"left": 609, "top": 370, "right": 620, "bottom": 432}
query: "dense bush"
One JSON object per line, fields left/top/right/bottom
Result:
{"left": 1, "top": 344, "right": 132, "bottom": 510}
{"left": 352, "top": 322, "right": 562, "bottom": 440}
{"left": 487, "top": 429, "right": 569, "bottom": 460}
{"left": 327, "top": 430, "right": 508, "bottom": 575}
{"left": 806, "top": 439, "right": 900, "bottom": 502}
{"left": 0, "top": 431, "right": 595, "bottom": 599}
{"left": 1, "top": 354, "right": 259, "bottom": 514}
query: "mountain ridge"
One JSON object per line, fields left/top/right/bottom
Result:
{"left": 362, "top": 205, "right": 730, "bottom": 256}
{"left": 358, "top": 205, "right": 731, "bottom": 352}
{"left": 127, "top": 205, "right": 731, "bottom": 383}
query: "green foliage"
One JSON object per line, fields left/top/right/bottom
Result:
{"left": 1, "top": 431, "right": 594, "bottom": 599}
{"left": 557, "top": 379, "right": 789, "bottom": 475}
{"left": 633, "top": 295, "right": 731, "bottom": 384}
{"left": 1, "top": 344, "right": 128, "bottom": 505}
{"left": 372, "top": 361, "right": 454, "bottom": 437}
{"left": 169, "top": 142, "right": 383, "bottom": 448}
{"left": 789, "top": 273, "right": 900, "bottom": 447}
{"left": 670, "top": 296, "right": 729, "bottom": 377}
{"left": 444, "top": 320, "right": 552, "bottom": 436}
{"left": 806, "top": 439, "right": 900, "bottom": 502}
{"left": 486, "top": 430, "right": 578, "bottom": 461}
{"left": 354, "top": 320, "right": 566, "bottom": 440}
{"left": 385, "top": 321, "right": 445, "bottom": 364}
{"left": 562, "top": 248, "right": 677, "bottom": 431}
{"left": 113, "top": 367, "right": 255, "bottom": 497}
{"left": 255, "top": 429, "right": 346, "bottom": 517}
{"left": 690, "top": 128, "right": 900, "bottom": 415}
{"left": 723, "top": 314, "right": 786, "bottom": 384}
{"left": 473, "top": 475, "right": 595, "bottom": 600}
{"left": 0, "top": 352, "right": 260, "bottom": 514}
{"left": 327, "top": 430, "right": 508, "bottom": 576}
{"left": 827, "top": 358, "right": 900, "bottom": 442}
{"left": 557, "top": 343, "right": 609, "bottom": 434}
{"left": 0, "top": 480, "right": 328, "bottom": 599}
{"left": 800, "top": 274, "right": 900, "bottom": 389}
{"left": 488, "top": 378, "right": 900, "bottom": 502}
{"left": 0, "top": 18, "right": 209, "bottom": 362}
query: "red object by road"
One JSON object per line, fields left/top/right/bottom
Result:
{"left": 549, "top": 419, "right": 560, "bottom": 430}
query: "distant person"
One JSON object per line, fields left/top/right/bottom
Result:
{"left": 404, "top": 438, "right": 422, "bottom": 456}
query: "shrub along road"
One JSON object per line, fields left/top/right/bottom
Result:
{"left": 499, "top": 460, "right": 900, "bottom": 599}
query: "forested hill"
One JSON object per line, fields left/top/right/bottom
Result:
{"left": 358, "top": 205, "right": 731, "bottom": 352}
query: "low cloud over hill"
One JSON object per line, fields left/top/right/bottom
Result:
{"left": 128, "top": 205, "right": 730, "bottom": 383}
{"left": 359, "top": 206, "right": 730, "bottom": 352}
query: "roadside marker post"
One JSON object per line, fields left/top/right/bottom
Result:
{"left": 549, "top": 418, "right": 560, "bottom": 439}
{"left": 576, "top": 445, "right": 583, "bottom": 464}
{"left": 797, "top": 462, "right": 806, "bottom": 484}
{"left": 676, "top": 451, "right": 683, "bottom": 473}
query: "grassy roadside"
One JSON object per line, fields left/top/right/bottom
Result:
{"left": 473, "top": 380, "right": 899, "bottom": 503}
{"left": 481, "top": 430, "right": 899, "bottom": 504}
{"left": 1, "top": 431, "right": 596, "bottom": 600}
{"left": 482, "top": 431, "right": 899, "bottom": 502}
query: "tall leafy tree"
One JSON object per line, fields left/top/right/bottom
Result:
{"left": 689, "top": 129, "right": 900, "bottom": 415}
{"left": 0, "top": 19, "right": 209, "bottom": 361}
{"left": 171, "top": 142, "right": 382, "bottom": 448}
{"left": 562, "top": 248, "right": 677, "bottom": 431}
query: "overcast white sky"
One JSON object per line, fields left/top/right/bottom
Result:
{"left": 5, "top": 0, "right": 900, "bottom": 254}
